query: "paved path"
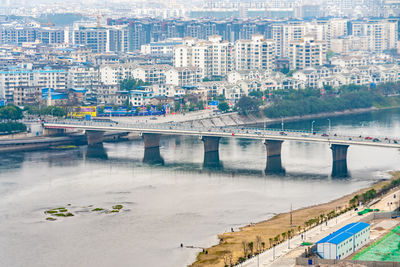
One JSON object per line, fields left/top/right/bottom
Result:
{"left": 241, "top": 189, "right": 400, "bottom": 267}
{"left": 240, "top": 208, "right": 363, "bottom": 267}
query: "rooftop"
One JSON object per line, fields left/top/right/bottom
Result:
{"left": 316, "top": 222, "right": 370, "bottom": 245}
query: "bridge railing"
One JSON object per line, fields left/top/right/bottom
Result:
{"left": 43, "top": 119, "right": 400, "bottom": 145}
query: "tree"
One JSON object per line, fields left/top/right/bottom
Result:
{"left": 282, "top": 232, "right": 287, "bottom": 241}
{"left": 135, "top": 107, "right": 141, "bottom": 114}
{"left": 218, "top": 102, "right": 230, "bottom": 112}
{"left": 196, "top": 100, "right": 204, "bottom": 110}
{"left": 174, "top": 102, "right": 181, "bottom": 112}
{"left": 49, "top": 106, "right": 66, "bottom": 117}
{"left": 112, "top": 105, "right": 119, "bottom": 111}
{"left": 255, "top": 236, "right": 262, "bottom": 253}
{"left": 213, "top": 94, "right": 226, "bottom": 102}
{"left": 241, "top": 241, "right": 248, "bottom": 258}
{"left": 248, "top": 242, "right": 254, "bottom": 256}
{"left": 119, "top": 78, "right": 150, "bottom": 92}
{"left": 156, "top": 103, "right": 163, "bottom": 111}
{"left": 0, "top": 105, "right": 23, "bottom": 120}
{"left": 249, "top": 90, "right": 263, "bottom": 99}
{"left": 236, "top": 96, "right": 260, "bottom": 114}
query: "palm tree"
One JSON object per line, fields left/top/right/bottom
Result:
{"left": 282, "top": 232, "right": 287, "bottom": 241}
{"left": 242, "top": 241, "right": 248, "bottom": 258}
{"left": 248, "top": 242, "right": 254, "bottom": 256}
{"left": 255, "top": 236, "right": 262, "bottom": 253}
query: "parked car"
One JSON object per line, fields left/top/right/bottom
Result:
{"left": 394, "top": 140, "right": 398, "bottom": 144}
{"left": 373, "top": 138, "right": 380, "bottom": 142}
{"left": 365, "top": 136, "right": 373, "bottom": 140}
{"left": 321, "top": 133, "right": 329, "bottom": 137}
{"left": 279, "top": 131, "right": 287, "bottom": 136}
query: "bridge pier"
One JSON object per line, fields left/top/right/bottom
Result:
{"left": 85, "top": 130, "right": 105, "bottom": 146}
{"left": 331, "top": 144, "right": 349, "bottom": 177}
{"left": 202, "top": 136, "right": 221, "bottom": 153}
{"left": 202, "top": 136, "right": 222, "bottom": 169}
{"left": 142, "top": 133, "right": 163, "bottom": 164}
{"left": 264, "top": 140, "right": 285, "bottom": 175}
{"left": 142, "top": 133, "right": 161, "bottom": 149}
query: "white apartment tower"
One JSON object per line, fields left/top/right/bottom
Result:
{"left": 289, "top": 36, "right": 327, "bottom": 69}
{"left": 271, "top": 23, "right": 305, "bottom": 58}
{"left": 234, "top": 34, "right": 276, "bottom": 72}
{"left": 351, "top": 19, "right": 398, "bottom": 52}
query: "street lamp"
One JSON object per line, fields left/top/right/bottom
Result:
{"left": 281, "top": 117, "right": 284, "bottom": 131}
{"left": 327, "top": 119, "right": 331, "bottom": 135}
{"left": 311, "top": 120, "right": 315, "bottom": 134}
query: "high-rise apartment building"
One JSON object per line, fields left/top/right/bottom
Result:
{"left": 289, "top": 36, "right": 327, "bottom": 69}
{"left": 234, "top": 34, "right": 276, "bottom": 72}
{"left": 350, "top": 19, "right": 398, "bottom": 52}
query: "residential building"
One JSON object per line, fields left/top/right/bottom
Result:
{"left": 289, "top": 36, "right": 327, "bottom": 70}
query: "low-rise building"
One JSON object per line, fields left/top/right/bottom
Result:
{"left": 316, "top": 222, "right": 370, "bottom": 260}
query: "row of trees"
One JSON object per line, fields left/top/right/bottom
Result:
{"left": 0, "top": 122, "right": 26, "bottom": 134}
{"left": 25, "top": 106, "right": 66, "bottom": 117}
{"left": 119, "top": 78, "right": 150, "bottom": 92}
{"left": 263, "top": 84, "right": 400, "bottom": 118}
{"left": 0, "top": 105, "right": 25, "bottom": 134}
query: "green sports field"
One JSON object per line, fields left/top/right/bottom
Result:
{"left": 353, "top": 225, "right": 400, "bottom": 262}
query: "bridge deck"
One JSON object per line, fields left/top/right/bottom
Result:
{"left": 43, "top": 120, "right": 400, "bottom": 149}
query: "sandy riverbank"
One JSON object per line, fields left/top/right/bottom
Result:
{"left": 190, "top": 171, "right": 400, "bottom": 267}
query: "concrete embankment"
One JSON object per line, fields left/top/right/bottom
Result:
{"left": 185, "top": 107, "right": 399, "bottom": 129}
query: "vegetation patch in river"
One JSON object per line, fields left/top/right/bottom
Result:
{"left": 112, "top": 205, "right": 123, "bottom": 210}
{"left": 92, "top": 208, "right": 104, "bottom": 212}
{"left": 44, "top": 204, "right": 125, "bottom": 221}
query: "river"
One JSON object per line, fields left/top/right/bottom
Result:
{"left": 0, "top": 108, "right": 400, "bottom": 267}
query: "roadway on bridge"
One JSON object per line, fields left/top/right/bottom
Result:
{"left": 43, "top": 120, "right": 400, "bottom": 149}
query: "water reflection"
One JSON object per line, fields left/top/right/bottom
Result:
{"left": 331, "top": 160, "right": 349, "bottom": 178}
{"left": 143, "top": 147, "right": 165, "bottom": 165}
{"left": 0, "top": 153, "right": 25, "bottom": 171}
{"left": 265, "top": 155, "right": 286, "bottom": 175}
{"left": 203, "top": 151, "right": 223, "bottom": 169}
{"left": 86, "top": 143, "right": 108, "bottom": 160}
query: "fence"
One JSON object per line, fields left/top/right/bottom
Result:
{"left": 296, "top": 257, "right": 400, "bottom": 267}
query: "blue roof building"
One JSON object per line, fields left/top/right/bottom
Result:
{"left": 315, "top": 222, "right": 370, "bottom": 260}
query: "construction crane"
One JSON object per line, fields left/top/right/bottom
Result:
{"left": 96, "top": 11, "right": 104, "bottom": 29}
{"left": 87, "top": 11, "right": 104, "bottom": 29}
{"left": 41, "top": 18, "right": 55, "bottom": 27}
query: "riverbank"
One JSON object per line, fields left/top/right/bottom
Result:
{"left": 190, "top": 171, "right": 400, "bottom": 267}
{"left": 185, "top": 106, "right": 400, "bottom": 129}
{"left": 263, "top": 105, "right": 400, "bottom": 126}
